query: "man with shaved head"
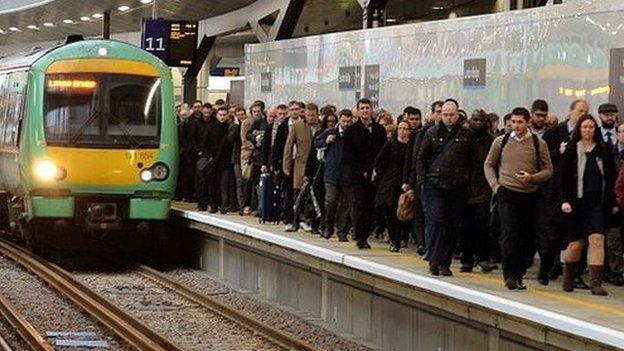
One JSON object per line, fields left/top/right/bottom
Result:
{"left": 416, "top": 100, "right": 478, "bottom": 276}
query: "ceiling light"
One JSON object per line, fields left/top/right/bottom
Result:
{"left": 92, "top": 13, "right": 103, "bottom": 18}
{"left": 386, "top": 18, "right": 397, "bottom": 23}
{"left": 8, "top": 27, "right": 19, "bottom": 32}
{"left": 432, "top": 6, "right": 445, "bottom": 10}
{"left": 43, "top": 22, "right": 55, "bottom": 27}
{"left": 80, "top": 16, "right": 90, "bottom": 21}
{"left": 118, "top": 5, "right": 130, "bottom": 11}
{"left": 63, "top": 19, "right": 74, "bottom": 24}
{"left": 140, "top": 0, "right": 152, "bottom": 4}
{"left": 0, "top": 30, "right": 5, "bottom": 34}
{"left": 27, "top": 25, "right": 39, "bottom": 30}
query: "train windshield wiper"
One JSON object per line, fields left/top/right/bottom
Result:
{"left": 69, "top": 110, "right": 101, "bottom": 145}
{"left": 111, "top": 120, "right": 141, "bottom": 149}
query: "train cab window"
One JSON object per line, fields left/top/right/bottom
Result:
{"left": 43, "top": 73, "right": 161, "bottom": 148}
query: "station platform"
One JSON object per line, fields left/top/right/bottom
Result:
{"left": 171, "top": 203, "right": 624, "bottom": 351}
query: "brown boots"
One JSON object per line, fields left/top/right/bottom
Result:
{"left": 588, "top": 265, "right": 608, "bottom": 296}
{"left": 562, "top": 262, "right": 608, "bottom": 296}
{"left": 562, "top": 262, "right": 577, "bottom": 292}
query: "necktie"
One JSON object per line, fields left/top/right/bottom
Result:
{"left": 607, "top": 131, "right": 613, "bottom": 145}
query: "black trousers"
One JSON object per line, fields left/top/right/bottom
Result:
{"left": 324, "top": 184, "right": 351, "bottom": 236}
{"left": 423, "top": 185, "right": 468, "bottom": 268}
{"left": 282, "top": 165, "right": 295, "bottom": 224}
{"left": 349, "top": 180, "right": 377, "bottom": 243}
{"left": 245, "top": 164, "right": 262, "bottom": 210}
{"left": 197, "top": 164, "right": 217, "bottom": 209}
{"left": 497, "top": 187, "right": 539, "bottom": 281}
{"left": 177, "top": 153, "right": 195, "bottom": 200}
{"left": 218, "top": 165, "right": 237, "bottom": 210}
{"left": 534, "top": 186, "right": 564, "bottom": 277}
{"left": 461, "top": 201, "right": 491, "bottom": 265}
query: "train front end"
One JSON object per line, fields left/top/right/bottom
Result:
{"left": 22, "top": 40, "right": 177, "bottom": 237}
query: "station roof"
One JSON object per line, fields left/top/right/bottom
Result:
{"left": 0, "top": 0, "right": 491, "bottom": 46}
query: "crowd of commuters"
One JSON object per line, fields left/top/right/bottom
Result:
{"left": 175, "top": 96, "right": 624, "bottom": 296}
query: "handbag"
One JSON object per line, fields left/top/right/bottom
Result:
{"left": 396, "top": 191, "right": 415, "bottom": 221}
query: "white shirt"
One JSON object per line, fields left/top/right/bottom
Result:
{"left": 511, "top": 130, "right": 532, "bottom": 142}
{"left": 602, "top": 128, "right": 616, "bottom": 145}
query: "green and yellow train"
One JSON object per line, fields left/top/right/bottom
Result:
{"left": 0, "top": 37, "right": 178, "bottom": 249}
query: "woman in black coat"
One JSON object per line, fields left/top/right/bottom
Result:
{"left": 560, "top": 114, "right": 618, "bottom": 296}
{"left": 374, "top": 120, "right": 411, "bottom": 252}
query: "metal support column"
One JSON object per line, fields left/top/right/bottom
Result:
{"left": 183, "top": 35, "right": 216, "bottom": 103}
{"left": 359, "top": 0, "right": 388, "bottom": 29}
{"left": 103, "top": 10, "right": 111, "bottom": 39}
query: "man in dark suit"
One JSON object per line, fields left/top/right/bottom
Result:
{"left": 341, "top": 98, "right": 387, "bottom": 249}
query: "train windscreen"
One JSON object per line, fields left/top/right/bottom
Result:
{"left": 43, "top": 73, "right": 161, "bottom": 148}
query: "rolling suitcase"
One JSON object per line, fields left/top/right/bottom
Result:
{"left": 259, "top": 172, "right": 283, "bottom": 224}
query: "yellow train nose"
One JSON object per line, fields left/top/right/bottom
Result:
{"left": 44, "top": 147, "right": 159, "bottom": 186}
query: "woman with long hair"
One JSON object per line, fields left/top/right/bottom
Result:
{"left": 560, "top": 114, "right": 617, "bottom": 296}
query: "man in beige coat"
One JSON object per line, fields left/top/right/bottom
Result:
{"left": 283, "top": 103, "right": 320, "bottom": 231}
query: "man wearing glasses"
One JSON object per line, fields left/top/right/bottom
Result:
{"left": 530, "top": 99, "right": 549, "bottom": 139}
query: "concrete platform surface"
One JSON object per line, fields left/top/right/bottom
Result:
{"left": 171, "top": 203, "right": 624, "bottom": 349}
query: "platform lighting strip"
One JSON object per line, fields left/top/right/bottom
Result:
{"left": 0, "top": 0, "right": 153, "bottom": 34}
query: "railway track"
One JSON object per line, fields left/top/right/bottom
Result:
{"left": 0, "top": 238, "right": 182, "bottom": 351}
{"left": 135, "top": 264, "right": 320, "bottom": 351}
{"left": 0, "top": 292, "right": 53, "bottom": 351}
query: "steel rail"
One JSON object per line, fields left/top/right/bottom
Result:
{"left": 0, "top": 239, "right": 182, "bottom": 351}
{"left": 0, "top": 293, "right": 53, "bottom": 351}
{"left": 136, "top": 264, "right": 321, "bottom": 351}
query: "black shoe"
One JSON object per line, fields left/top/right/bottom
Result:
{"left": 357, "top": 241, "right": 371, "bottom": 249}
{"left": 477, "top": 261, "right": 494, "bottom": 273}
{"left": 548, "top": 261, "right": 563, "bottom": 280}
{"left": 311, "top": 228, "right": 321, "bottom": 235}
{"left": 389, "top": 243, "right": 399, "bottom": 253}
{"left": 208, "top": 207, "right": 218, "bottom": 214}
{"left": 197, "top": 205, "right": 207, "bottom": 211}
{"left": 338, "top": 235, "right": 349, "bottom": 242}
{"left": 612, "top": 276, "right": 624, "bottom": 286}
{"left": 440, "top": 267, "right": 453, "bottom": 276}
{"left": 416, "top": 245, "right": 426, "bottom": 256}
{"left": 218, "top": 207, "right": 228, "bottom": 214}
{"left": 321, "top": 231, "right": 333, "bottom": 239}
{"left": 460, "top": 263, "right": 473, "bottom": 273}
{"left": 537, "top": 275, "right": 549, "bottom": 286}
{"left": 284, "top": 224, "right": 299, "bottom": 232}
{"left": 517, "top": 279, "right": 527, "bottom": 290}
{"left": 575, "top": 277, "right": 590, "bottom": 290}
{"left": 505, "top": 278, "right": 518, "bottom": 290}
{"left": 429, "top": 264, "right": 440, "bottom": 276}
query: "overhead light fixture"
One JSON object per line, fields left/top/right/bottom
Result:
{"left": 92, "top": 13, "right": 103, "bottom": 18}
{"left": 27, "top": 25, "right": 39, "bottom": 30}
{"left": 43, "top": 22, "right": 55, "bottom": 27}
{"left": 8, "top": 27, "right": 19, "bottom": 32}
{"left": 140, "top": 0, "right": 152, "bottom": 4}
{"left": 118, "top": 5, "right": 130, "bottom": 11}
{"left": 80, "top": 16, "right": 90, "bottom": 21}
{"left": 0, "top": 30, "right": 6, "bottom": 34}
{"left": 63, "top": 19, "right": 74, "bottom": 24}
{"left": 386, "top": 18, "right": 397, "bottom": 23}
{"left": 432, "top": 6, "right": 445, "bottom": 10}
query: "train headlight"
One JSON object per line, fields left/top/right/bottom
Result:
{"left": 140, "top": 163, "right": 169, "bottom": 182}
{"left": 34, "top": 160, "right": 66, "bottom": 181}
{"left": 152, "top": 163, "right": 169, "bottom": 181}
{"left": 140, "top": 169, "right": 153, "bottom": 182}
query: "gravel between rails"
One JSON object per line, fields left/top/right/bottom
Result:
{"left": 0, "top": 313, "right": 29, "bottom": 350}
{"left": 0, "top": 256, "right": 131, "bottom": 351}
{"left": 74, "top": 271, "right": 287, "bottom": 351}
{"left": 167, "top": 269, "right": 376, "bottom": 351}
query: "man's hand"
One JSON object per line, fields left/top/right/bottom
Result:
{"left": 516, "top": 171, "right": 533, "bottom": 184}
{"left": 561, "top": 202, "right": 572, "bottom": 214}
{"left": 401, "top": 184, "right": 411, "bottom": 192}
{"left": 326, "top": 134, "right": 336, "bottom": 144}
{"left": 284, "top": 169, "right": 290, "bottom": 177}
{"left": 261, "top": 165, "right": 268, "bottom": 173}
{"left": 559, "top": 142, "right": 567, "bottom": 155}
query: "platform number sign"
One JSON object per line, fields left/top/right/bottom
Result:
{"left": 141, "top": 18, "right": 169, "bottom": 62}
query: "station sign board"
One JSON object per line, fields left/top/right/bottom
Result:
{"left": 141, "top": 18, "right": 198, "bottom": 67}
{"left": 261, "top": 72, "right": 272, "bottom": 93}
{"left": 338, "top": 66, "right": 361, "bottom": 91}
{"left": 364, "top": 64, "right": 380, "bottom": 108}
{"left": 464, "top": 58, "right": 487, "bottom": 88}
{"left": 210, "top": 67, "right": 241, "bottom": 77}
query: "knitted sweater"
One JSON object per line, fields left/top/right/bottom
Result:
{"left": 484, "top": 134, "right": 553, "bottom": 193}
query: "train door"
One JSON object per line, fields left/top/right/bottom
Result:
{"left": 0, "top": 71, "right": 27, "bottom": 191}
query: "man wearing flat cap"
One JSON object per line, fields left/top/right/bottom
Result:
{"left": 599, "top": 103, "right": 618, "bottom": 146}
{"left": 599, "top": 102, "right": 624, "bottom": 286}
